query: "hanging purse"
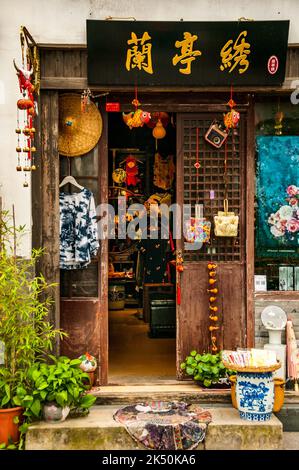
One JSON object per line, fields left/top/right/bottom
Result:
{"left": 184, "top": 128, "right": 212, "bottom": 245}
{"left": 214, "top": 198, "right": 239, "bottom": 237}
{"left": 184, "top": 217, "right": 211, "bottom": 244}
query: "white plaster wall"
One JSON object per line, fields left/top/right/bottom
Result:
{"left": 0, "top": 0, "right": 298, "bottom": 255}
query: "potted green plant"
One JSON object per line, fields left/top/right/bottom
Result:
{"left": 27, "top": 356, "right": 96, "bottom": 423}
{"left": 180, "top": 351, "right": 235, "bottom": 388}
{"left": 0, "top": 209, "right": 65, "bottom": 446}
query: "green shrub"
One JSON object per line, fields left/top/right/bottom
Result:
{"left": 180, "top": 351, "right": 235, "bottom": 387}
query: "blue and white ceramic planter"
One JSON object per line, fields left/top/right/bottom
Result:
{"left": 236, "top": 371, "right": 274, "bottom": 421}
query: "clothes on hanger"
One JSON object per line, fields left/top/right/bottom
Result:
{"left": 59, "top": 188, "right": 99, "bottom": 270}
{"left": 153, "top": 153, "right": 175, "bottom": 190}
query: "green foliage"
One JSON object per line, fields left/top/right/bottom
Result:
{"left": 24, "top": 356, "right": 96, "bottom": 420}
{"left": 180, "top": 351, "right": 235, "bottom": 387}
{"left": 0, "top": 210, "right": 66, "bottom": 409}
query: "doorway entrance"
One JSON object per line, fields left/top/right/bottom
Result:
{"left": 107, "top": 112, "right": 177, "bottom": 384}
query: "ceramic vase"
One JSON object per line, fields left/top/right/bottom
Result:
{"left": 236, "top": 371, "right": 274, "bottom": 421}
{"left": 43, "top": 402, "right": 70, "bottom": 423}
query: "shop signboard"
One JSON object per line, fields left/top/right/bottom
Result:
{"left": 87, "top": 20, "right": 289, "bottom": 86}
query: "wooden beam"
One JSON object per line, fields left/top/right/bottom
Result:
{"left": 40, "top": 91, "right": 60, "bottom": 352}
{"left": 40, "top": 76, "right": 298, "bottom": 93}
{"left": 98, "top": 104, "right": 109, "bottom": 385}
{"left": 255, "top": 291, "right": 299, "bottom": 301}
{"left": 246, "top": 94, "right": 255, "bottom": 348}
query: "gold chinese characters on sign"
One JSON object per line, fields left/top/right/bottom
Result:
{"left": 125, "top": 30, "right": 251, "bottom": 76}
{"left": 126, "top": 32, "right": 153, "bottom": 74}
{"left": 220, "top": 30, "right": 251, "bottom": 74}
{"left": 172, "top": 32, "right": 202, "bottom": 75}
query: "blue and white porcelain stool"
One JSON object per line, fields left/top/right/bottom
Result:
{"left": 234, "top": 364, "right": 281, "bottom": 422}
{"left": 236, "top": 371, "right": 274, "bottom": 421}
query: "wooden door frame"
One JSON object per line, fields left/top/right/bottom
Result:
{"left": 33, "top": 91, "right": 255, "bottom": 384}
{"left": 176, "top": 100, "right": 255, "bottom": 377}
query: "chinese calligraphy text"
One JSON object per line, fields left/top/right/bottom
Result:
{"left": 172, "top": 32, "right": 202, "bottom": 75}
{"left": 220, "top": 30, "right": 251, "bottom": 74}
{"left": 126, "top": 31, "right": 153, "bottom": 74}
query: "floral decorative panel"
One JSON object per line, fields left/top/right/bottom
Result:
{"left": 256, "top": 136, "right": 299, "bottom": 258}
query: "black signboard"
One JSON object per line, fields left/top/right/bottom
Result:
{"left": 87, "top": 20, "right": 289, "bottom": 87}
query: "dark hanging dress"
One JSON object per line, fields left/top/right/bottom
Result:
{"left": 138, "top": 229, "right": 170, "bottom": 283}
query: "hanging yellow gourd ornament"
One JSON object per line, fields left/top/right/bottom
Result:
{"left": 152, "top": 118, "right": 166, "bottom": 150}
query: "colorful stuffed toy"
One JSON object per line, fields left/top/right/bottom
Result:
{"left": 122, "top": 108, "right": 151, "bottom": 129}
{"left": 223, "top": 109, "right": 240, "bottom": 129}
{"left": 126, "top": 156, "right": 140, "bottom": 186}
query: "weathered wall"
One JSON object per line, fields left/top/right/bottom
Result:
{"left": 0, "top": 0, "right": 298, "bottom": 255}
{"left": 255, "top": 300, "right": 299, "bottom": 347}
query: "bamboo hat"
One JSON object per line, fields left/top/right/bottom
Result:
{"left": 58, "top": 93, "right": 102, "bottom": 157}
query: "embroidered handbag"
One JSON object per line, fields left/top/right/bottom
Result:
{"left": 184, "top": 218, "right": 211, "bottom": 244}
{"left": 214, "top": 199, "right": 239, "bottom": 237}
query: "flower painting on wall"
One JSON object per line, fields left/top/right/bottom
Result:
{"left": 256, "top": 136, "right": 299, "bottom": 258}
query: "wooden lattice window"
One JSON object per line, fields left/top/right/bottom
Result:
{"left": 180, "top": 113, "right": 245, "bottom": 262}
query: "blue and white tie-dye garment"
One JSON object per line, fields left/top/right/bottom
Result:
{"left": 59, "top": 188, "right": 99, "bottom": 269}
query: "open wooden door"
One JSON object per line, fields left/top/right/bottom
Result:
{"left": 60, "top": 104, "right": 109, "bottom": 385}
{"left": 176, "top": 110, "right": 254, "bottom": 376}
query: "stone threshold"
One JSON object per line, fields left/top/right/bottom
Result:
{"left": 92, "top": 383, "right": 299, "bottom": 406}
{"left": 25, "top": 406, "right": 283, "bottom": 451}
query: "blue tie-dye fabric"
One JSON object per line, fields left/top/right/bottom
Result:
{"left": 59, "top": 188, "right": 99, "bottom": 269}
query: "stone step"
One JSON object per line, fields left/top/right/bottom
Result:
{"left": 93, "top": 384, "right": 299, "bottom": 406}
{"left": 93, "top": 384, "right": 232, "bottom": 405}
{"left": 25, "top": 405, "right": 282, "bottom": 451}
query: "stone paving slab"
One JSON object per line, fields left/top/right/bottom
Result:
{"left": 25, "top": 405, "right": 282, "bottom": 451}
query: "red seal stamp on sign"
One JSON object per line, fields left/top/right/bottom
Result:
{"left": 268, "top": 55, "right": 279, "bottom": 75}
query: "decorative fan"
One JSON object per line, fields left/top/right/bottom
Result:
{"left": 58, "top": 93, "right": 102, "bottom": 157}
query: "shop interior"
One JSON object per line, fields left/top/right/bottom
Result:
{"left": 107, "top": 111, "right": 177, "bottom": 383}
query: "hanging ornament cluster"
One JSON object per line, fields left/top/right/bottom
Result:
{"left": 274, "top": 110, "right": 284, "bottom": 135}
{"left": 123, "top": 87, "right": 151, "bottom": 129}
{"left": 146, "top": 111, "right": 169, "bottom": 129}
{"left": 223, "top": 86, "right": 240, "bottom": 130}
{"left": 207, "top": 262, "right": 219, "bottom": 352}
{"left": 81, "top": 88, "right": 92, "bottom": 113}
{"left": 14, "top": 27, "right": 40, "bottom": 187}
{"left": 176, "top": 250, "right": 184, "bottom": 305}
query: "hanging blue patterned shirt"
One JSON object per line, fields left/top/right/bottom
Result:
{"left": 59, "top": 188, "right": 99, "bottom": 270}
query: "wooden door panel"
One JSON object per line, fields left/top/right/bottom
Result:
{"left": 177, "top": 263, "right": 210, "bottom": 375}
{"left": 60, "top": 299, "right": 104, "bottom": 381}
{"left": 219, "top": 263, "right": 246, "bottom": 350}
{"left": 176, "top": 112, "right": 248, "bottom": 377}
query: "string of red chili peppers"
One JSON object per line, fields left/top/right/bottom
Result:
{"left": 207, "top": 262, "right": 219, "bottom": 352}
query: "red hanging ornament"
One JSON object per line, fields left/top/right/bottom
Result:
{"left": 125, "top": 156, "right": 140, "bottom": 187}
{"left": 223, "top": 86, "right": 240, "bottom": 130}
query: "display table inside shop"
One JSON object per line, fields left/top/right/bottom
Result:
{"left": 109, "top": 278, "right": 139, "bottom": 309}
{"left": 142, "top": 283, "right": 174, "bottom": 323}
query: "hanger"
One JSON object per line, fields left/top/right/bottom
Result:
{"left": 59, "top": 175, "right": 84, "bottom": 190}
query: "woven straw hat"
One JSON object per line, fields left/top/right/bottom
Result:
{"left": 58, "top": 93, "right": 102, "bottom": 157}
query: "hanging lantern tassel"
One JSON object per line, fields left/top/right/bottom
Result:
{"left": 176, "top": 250, "right": 184, "bottom": 306}
{"left": 207, "top": 262, "right": 219, "bottom": 352}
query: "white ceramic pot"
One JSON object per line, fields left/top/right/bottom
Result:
{"left": 43, "top": 402, "right": 70, "bottom": 423}
{"left": 236, "top": 371, "right": 274, "bottom": 421}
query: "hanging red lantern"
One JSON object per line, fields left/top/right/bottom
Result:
{"left": 147, "top": 111, "right": 169, "bottom": 129}
{"left": 17, "top": 98, "right": 34, "bottom": 110}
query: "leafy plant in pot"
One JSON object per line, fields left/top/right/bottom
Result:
{"left": 27, "top": 356, "right": 96, "bottom": 423}
{"left": 180, "top": 351, "right": 235, "bottom": 388}
{"left": 0, "top": 210, "right": 66, "bottom": 447}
